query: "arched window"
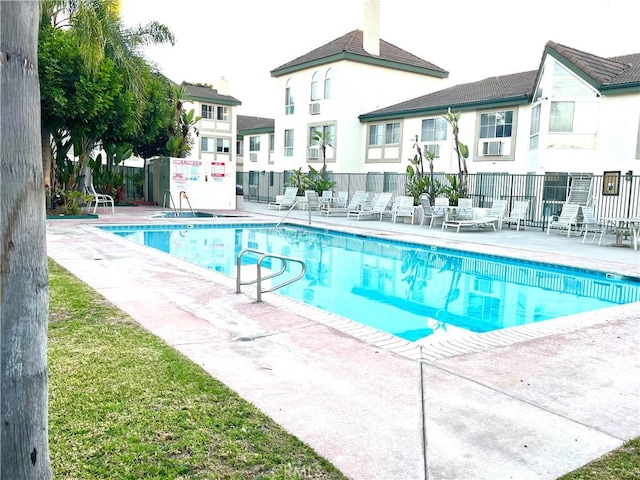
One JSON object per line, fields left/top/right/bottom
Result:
{"left": 324, "top": 68, "right": 333, "bottom": 99}
{"left": 310, "top": 71, "right": 320, "bottom": 101}
{"left": 285, "top": 78, "right": 294, "bottom": 115}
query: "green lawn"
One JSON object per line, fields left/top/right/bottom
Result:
{"left": 47, "top": 258, "right": 639, "bottom": 479}
{"left": 48, "top": 259, "right": 347, "bottom": 479}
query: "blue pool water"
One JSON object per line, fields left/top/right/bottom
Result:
{"left": 99, "top": 223, "right": 640, "bottom": 342}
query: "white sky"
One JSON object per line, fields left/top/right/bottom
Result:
{"left": 120, "top": 0, "right": 639, "bottom": 118}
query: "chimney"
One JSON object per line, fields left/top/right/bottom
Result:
{"left": 363, "top": 0, "right": 380, "bottom": 56}
{"left": 216, "top": 76, "right": 229, "bottom": 95}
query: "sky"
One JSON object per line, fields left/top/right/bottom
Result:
{"left": 120, "top": 0, "right": 639, "bottom": 118}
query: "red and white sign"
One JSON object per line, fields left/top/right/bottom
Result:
{"left": 211, "top": 162, "right": 225, "bottom": 177}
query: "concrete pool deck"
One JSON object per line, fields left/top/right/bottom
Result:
{"left": 46, "top": 203, "right": 640, "bottom": 480}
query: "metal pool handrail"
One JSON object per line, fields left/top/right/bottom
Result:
{"left": 236, "top": 248, "right": 306, "bottom": 302}
{"left": 179, "top": 191, "right": 195, "bottom": 217}
{"left": 276, "top": 199, "right": 311, "bottom": 228}
{"left": 162, "top": 190, "right": 179, "bottom": 217}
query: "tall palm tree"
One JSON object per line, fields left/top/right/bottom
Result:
{"left": 1, "top": 1, "right": 53, "bottom": 478}
{"left": 39, "top": 0, "right": 175, "bottom": 187}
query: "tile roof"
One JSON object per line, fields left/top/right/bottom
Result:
{"left": 360, "top": 42, "right": 640, "bottom": 120}
{"left": 547, "top": 41, "right": 640, "bottom": 87}
{"left": 271, "top": 29, "right": 448, "bottom": 77}
{"left": 182, "top": 83, "right": 241, "bottom": 105}
{"left": 237, "top": 115, "right": 275, "bottom": 132}
{"left": 360, "top": 70, "right": 537, "bottom": 119}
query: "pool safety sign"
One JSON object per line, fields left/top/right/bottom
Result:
{"left": 172, "top": 159, "right": 202, "bottom": 189}
{"left": 211, "top": 162, "right": 225, "bottom": 182}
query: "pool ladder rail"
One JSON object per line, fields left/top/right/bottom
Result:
{"left": 236, "top": 248, "right": 306, "bottom": 302}
{"left": 276, "top": 199, "right": 312, "bottom": 228}
{"left": 162, "top": 190, "right": 195, "bottom": 217}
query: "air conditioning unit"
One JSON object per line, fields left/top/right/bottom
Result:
{"left": 483, "top": 140, "right": 503, "bottom": 156}
{"left": 423, "top": 143, "right": 440, "bottom": 157}
{"left": 309, "top": 147, "right": 320, "bottom": 159}
{"left": 309, "top": 102, "right": 321, "bottom": 115}
{"left": 249, "top": 152, "right": 258, "bottom": 162}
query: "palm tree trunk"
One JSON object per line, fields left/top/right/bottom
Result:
{"left": 1, "top": 2, "right": 52, "bottom": 478}
{"left": 41, "top": 125, "right": 53, "bottom": 189}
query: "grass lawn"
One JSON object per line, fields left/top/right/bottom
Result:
{"left": 48, "top": 259, "right": 347, "bottom": 479}
{"left": 48, "top": 258, "right": 639, "bottom": 479}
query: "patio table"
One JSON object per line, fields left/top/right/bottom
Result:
{"left": 599, "top": 216, "right": 636, "bottom": 247}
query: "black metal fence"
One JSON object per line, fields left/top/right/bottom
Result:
{"left": 237, "top": 171, "right": 640, "bottom": 230}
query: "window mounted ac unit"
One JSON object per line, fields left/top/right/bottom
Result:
{"left": 423, "top": 143, "right": 440, "bottom": 157}
{"left": 309, "top": 102, "right": 321, "bottom": 115}
{"left": 249, "top": 152, "right": 258, "bottom": 162}
{"left": 309, "top": 147, "right": 320, "bottom": 159}
{"left": 483, "top": 140, "right": 503, "bottom": 156}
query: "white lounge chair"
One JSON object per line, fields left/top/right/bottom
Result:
{"left": 85, "top": 183, "right": 115, "bottom": 214}
{"left": 452, "top": 197, "right": 474, "bottom": 221}
{"left": 303, "top": 190, "right": 321, "bottom": 212}
{"left": 442, "top": 199, "right": 507, "bottom": 233}
{"left": 268, "top": 187, "right": 298, "bottom": 210}
{"left": 320, "top": 190, "right": 366, "bottom": 216}
{"left": 503, "top": 200, "right": 529, "bottom": 231}
{"left": 581, "top": 206, "right": 611, "bottom": 244}
{"left": 391, "top": 195, "right": 416, "bottom": 223}
{"left": 546, "top": 203, "right": 580, "bottom": 237}
{"left": 347, "top": 192, "right": 393, "bottom": 221}
{"left": 419, "top": 195, "right": 445, "bottom": 228}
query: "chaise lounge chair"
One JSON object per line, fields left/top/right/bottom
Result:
{"left": 503, "top": 200, "right": 529, "bottom": 231}
{"left": 546, "top": 203, "right": 580, "bottom": 237}
{"left": 268, "top": 187, "right": 298, "bottom": 210}
{"left": 391, "top": 195, "right": 417, "bottom": 223}
{"left": 347, "top": 192, "right": 393, "bottom": 221}
{"left": 441, "top": 199, "right": 507, "bottom": 233}
{"left": 320, "top": 190, "right": 366, "bottom": 216}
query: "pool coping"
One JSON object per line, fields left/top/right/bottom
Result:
{"left": 87, "top": 218, "right": 640, "bottom": 363}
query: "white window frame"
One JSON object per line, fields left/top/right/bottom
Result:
{"left": 201, "top": 104, "right": 214, "bottom": 120}
{"left": 324, "top": 68, "right": 333, "bottom": 100}
{"left": 249, "top": 136, "right": 260, "bottom": 152}
{"left": 284, "top": 129, "right": 294, "bottom": 157}
{"left": 285, "top": 78, "right": 294, "bottom": 115}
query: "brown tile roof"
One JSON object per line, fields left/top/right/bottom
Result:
{"left": 547, "top": 41, "right": 640, "bottom": 86}
{"left": 271, "top": 29, "right": 448, "bottom": 77}
{"left": 360, "top": 42, "right": 640, "bottom": 120}
{"left": 360, "top": 70, "right": 537, "bottom": 119}
{"left": 182, "top": 83, "right": 241, "bottom": 105}
{"left": 237, "top": 115, "right": 275, "bottom": 132}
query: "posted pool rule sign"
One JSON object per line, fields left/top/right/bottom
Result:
{"left": 211, "top": 162, "right": 225, "bottom": 182}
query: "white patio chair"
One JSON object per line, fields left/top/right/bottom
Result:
{"left": 442, "top": 199, "right": 507, "bottom": 233}
{"left": 268, "top": 187, "right": 298, "bottom": 210}
{"left": 303, "top": 190, "right": 321, "bottom": 212}
{"left": 503, "top": 200, "right": 529, "bottom": 231}
{"left": 546, "top": 203, "right": 580, "bottom": 237}
{"left": 347, "top": 192, "right": 393, "bottom": 221}
{"left": 419, "top": 195, "right": 445, "bottom": 228}
{"left": 391, "top": 195, "right": 416, "bottom": 223}
{"left": 453, "top": 198, "right": 474, "bottom": 221}
{"left": 85, "top": 183, "right": 115, "bottom": 214}
{"left": 580, "top": 206, "right": 611, "bottom": 244}
{"left": 320, "top": 190, "right": 365, "bottom": 216}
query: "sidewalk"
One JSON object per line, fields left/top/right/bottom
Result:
{"left": 46, "top": 204, "right": 640, "bottom": 480}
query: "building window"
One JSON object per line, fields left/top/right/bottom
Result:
{"left": 217, "top": 106, "right": 229, "bottom": 121}
{"left": 324, "top": 68, "right": 333, "bottom": 99}
{"left": 369, "top": 124, "right": 383, "bottom": 146}
{"left": 385, "top": 122, "right": 400, "bottom": 144}
{"left": 284, "top": 129, "right": 294, "bottom": 157}
{"left": 530, "top": 104, "right": 541, "bottom": 150}
{"left": 249, "top": 136, "right": 260, "bottom": 152}
{"left": 421, "top": 117, "right": 446, "bottom": 156}
{"left": 201, "top": 137, "right": 215, "bottom": 152}
{"left": 269, "top": 133, "right": 275, "bottom": 152}
{"left": 236, "top": 140, "right": 244, "bottom": 156}
{"left": 310, "top": 71, "right": 320, "bottom": 101}
{"left": 216, "top": 138, "right": 230, "bottom": 153}
{"left": 480, "top": 111, "right": 513, "bottom": 139}
{"left": 549, "top": 101, "right": 574, "bottom": 132}
{"left": 201, "top": 104, "right": 214, "bottom": 119}
{"left": 285, "top": 78, "right": 294, "bottom": 115}
{"left": 308, "top": 124, "right": 335, "bottom": 160}
{"left": 367, "top": 122, "right": 400, "bottom": 146}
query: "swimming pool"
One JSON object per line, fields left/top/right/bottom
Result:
{"left": 100, "top": 223, "right": 640, "bottom": 342}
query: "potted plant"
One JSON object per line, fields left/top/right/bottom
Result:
{"left": 304, "top": 165, "right": 336, "bottom": 196}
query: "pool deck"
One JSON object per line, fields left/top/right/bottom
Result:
{"left": 46, "top": 203, "right": 640, "bottom": 480}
